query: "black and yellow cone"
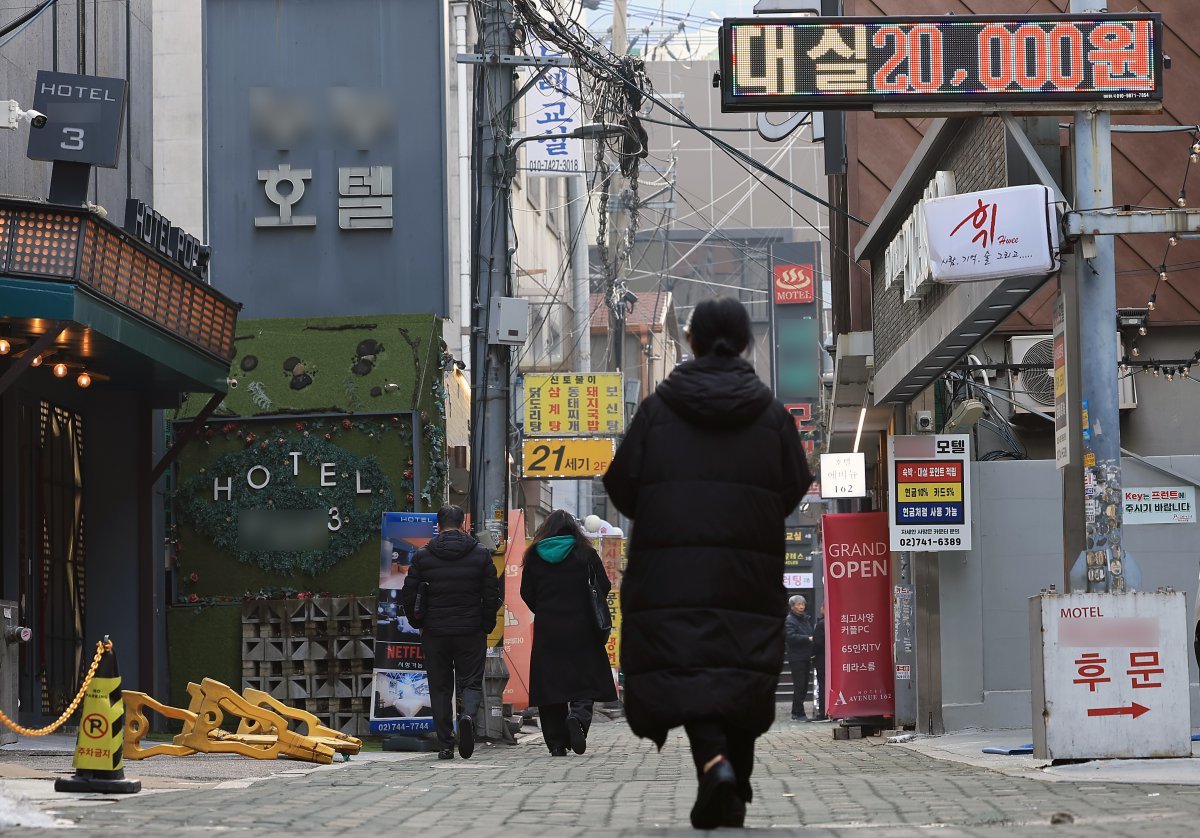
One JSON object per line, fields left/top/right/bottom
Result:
{"left": 55, "top": 638, "right": 140, "bottom": 794}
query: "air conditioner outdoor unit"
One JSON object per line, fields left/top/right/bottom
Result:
{"left": 1008, "top": 334, "right": 1137, "bottom": 416}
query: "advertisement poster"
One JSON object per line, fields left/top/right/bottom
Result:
{"left": 887, "top": 434, "right": 973, "bottom": 551}
{"left": 822, "top": 512, "right": 895, "bottom": 719}
{"left": 371, "top": 512, "right": 438, "bottom": 735}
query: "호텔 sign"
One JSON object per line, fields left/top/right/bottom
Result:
{"left": 719, "top": 14, "right": 1163, "bottom": 112}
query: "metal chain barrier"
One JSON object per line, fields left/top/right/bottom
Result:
{"left": 0, "top": 639, "right": 108, "bottom": 736}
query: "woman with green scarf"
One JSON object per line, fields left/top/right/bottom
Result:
{"left": 521, "top": 510, "right": 618, "bottom": 756}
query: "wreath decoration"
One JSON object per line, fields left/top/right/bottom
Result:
{"left": 174, "top": 431, "right": 394, "bottom": 576}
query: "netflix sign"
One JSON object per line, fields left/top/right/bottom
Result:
{"left": 821, "top": 512, "right": 895, "bottom": 720}
{"left": 773, "top": 263, "right": 815, "bottom": 304}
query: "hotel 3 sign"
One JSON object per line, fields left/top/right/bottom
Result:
{"left": 773, "top": 264, "right": 814, "bottom": 304}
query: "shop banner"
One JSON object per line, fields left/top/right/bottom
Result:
{"left": 371, "top": 512, "right": 438, "bottom": 734}
{"left": 821, "top": 512, "right": 895, "bottom": 719}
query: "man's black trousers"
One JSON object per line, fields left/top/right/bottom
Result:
{"left": 422, "top": 632, "right": 485, "bottom": 748}
{"left": 789, "top": 655, "right": 813, "bottom": 719}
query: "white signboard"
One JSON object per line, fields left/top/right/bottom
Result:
{"left": 783, "top": 572, "right": 814, "bottom": 589}
{"left": 884, "top": 171, "right": 956, "bottom": 303}
{"left": 820, "top": 452, "right": 866, "bottom": 498}
{"left": 887, "top": 434, "right": 972, "bottom": 551}
{"left": 523, "top": 42, "right": 583, "bottom": 175}
{"left": 1123, "top": 486, "right": 1196, "bottom": 525}
{"left": 923, "top": 184, "right": 1060, "bottom": 283}
{"left": 1030, "top": 591, "right": 1191, "bottom": 760}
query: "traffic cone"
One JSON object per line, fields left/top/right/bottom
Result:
{"left": 55, "top": 637, "right": 140, "bottom": 794}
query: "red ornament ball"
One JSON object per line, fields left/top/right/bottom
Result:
{"left": 341, "top": 418, "right": 353, "bottom": 430}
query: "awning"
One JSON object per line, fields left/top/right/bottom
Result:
{"left": 0, "top": 199, "right": 239, "bottom": 402}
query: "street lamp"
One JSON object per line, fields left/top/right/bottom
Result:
{"left": 505, "top": 123, "right": 629, "bottom": 177}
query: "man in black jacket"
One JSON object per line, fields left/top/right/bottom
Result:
{"left": 401, "top": 505, "right": 501, "bottom": 760}
{"left": 785, "top": 595, "right": 815, "bottom": 721}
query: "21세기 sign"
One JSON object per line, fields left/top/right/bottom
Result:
{"left": 888, "top": 435, "right": 972, "bottom": 552}
{"left": 718, "top": 14, "right": 1163, "bottom": 112}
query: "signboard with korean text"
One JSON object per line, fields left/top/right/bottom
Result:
{"left": 1030, "top": 591, "right": 1191, "bottom": 760}
{"left": 523, "top": 41, "right": 584, "bottom": 175}
{"left": 719, "top": 14, "right": 1164, "bottom": 113}
{"left": 1053, "top": 295, "right": 1070, "bottom": 469}
{"left": 784, "top": 572, "right": 814, "bottom": 590}
{"left": 523, "top": 372, "right": 624, "bottom": 437}
{"left": 821, "top": 512, "right": 894, "bottom": 719}
{"left": 773, "top": 242, "right": 823, "bottom": 457}
{"left": 521, "top": 437, "right": 616, "bottom": 479}
{"left": 773, "top": 264, "right": 815, "bottom": 304}
{"left": 784, "top": 526, "right": 814, "bottom": 570}
{"left": 204, "top": 0, "right": 446, "bottom": 318}
{"left": 923, "top": 185, "right": 1059, "bottom": 283}
{"left": 821, "top": 452, "right": 866, "bottom": 498}
{"left": 1123, "top": 487, "right": 1196, "bottom": 525}
{"left": 888, "top": 434, "right": 972, "bottom": 551}
{"left": 371, "top": 512, "right": 438, "bottom": 735}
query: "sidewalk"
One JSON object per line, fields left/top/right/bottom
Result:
{"left": 0, "top": 712, "right": 1198, "bottom": 836}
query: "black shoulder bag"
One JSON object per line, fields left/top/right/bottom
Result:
{"left": 587, "top": 563, "right": 613, "bottom": 635}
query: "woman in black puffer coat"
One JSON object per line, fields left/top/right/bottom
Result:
{"left": 604, "top": 297, "right": 812, "bottom": 830}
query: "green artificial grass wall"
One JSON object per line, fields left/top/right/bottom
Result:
{"left": 166, "top": 313, "right": 446, "bottom": 700}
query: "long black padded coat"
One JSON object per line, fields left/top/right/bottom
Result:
{"left": 520, "top": 542, "right": 619, "bottom": 706}
{"left": 603, "top": 354, "right": 812, "bottom": 746}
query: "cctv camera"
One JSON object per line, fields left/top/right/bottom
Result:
{"left": 915, "top": 410, "right": 934, "bottom": 433}
{"left": 226, "top": 377, "right": 238, "bottom": 389}
{"left": 25, "top": 109, "right": 47, "bottom": 129}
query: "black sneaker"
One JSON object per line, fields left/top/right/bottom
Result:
{"left": 437, "top": 748, "right": 453, "bottom": 760}
{"left": 549, "top": 745, "right": 568, "bottom": 756}
{"left": 791, "top": 714, "right": 809, "bottom": 722}
{"left": 722, "top": 795, "right": 747, "bottom": 829}
{"left": 567, "top": 716, "right": 587, "bottom": 755}
{"left": 457, "top": 715, "right": 475, "bottom": 759}
{"left": 690, "top": 759, "right": 736, "bottom": 830}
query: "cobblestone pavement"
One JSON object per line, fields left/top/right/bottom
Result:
{"left": 9, "top": 715, "right": 1200, "bottom": 837}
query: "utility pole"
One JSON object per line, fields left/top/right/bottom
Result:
{"left": 1062, "top": 0, "right": 1124, "bottom": 594}
{"left": 568, "top": 173, "right": 592, "bottom": 519}
{"left": 470, "top": 0, "right": 515, "bottom": 742}
{"left": 607, "top": 0, "right": 629, "bottom": 376}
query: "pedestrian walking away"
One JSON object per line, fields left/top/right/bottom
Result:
{"left": 785, "top": 595, "right": 815, "bottom": 722}
{"left": 520, "top": 510, "right": 618, "bottom": 757}
{"left": 400, "top": 504, "right": 500, "bottom": 760}
{"left": 604, "top": 297, "right": 813, "bottom": 830}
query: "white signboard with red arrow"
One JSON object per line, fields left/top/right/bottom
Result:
{"left": 1030, "top": 591, "right": 1191, "bottom": 761}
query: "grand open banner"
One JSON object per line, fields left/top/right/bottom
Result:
{"left": 821, "top": 512, "right": 895, "bottom": 719}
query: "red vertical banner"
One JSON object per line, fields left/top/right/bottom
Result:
{"left": 821, "top": 512, "right": 895, "bottom": 719}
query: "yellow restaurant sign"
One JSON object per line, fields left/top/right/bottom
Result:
{"left": 521, "top": 437, "right": 616, "bottom": 479}
{"left": 524, "top": 372, "right": 624, "bottom": 437}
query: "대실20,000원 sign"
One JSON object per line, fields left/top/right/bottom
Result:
{"left": 718, "top": 14, "right": 1163, "bottom": 112}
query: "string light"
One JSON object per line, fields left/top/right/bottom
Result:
{"left": 1178, "top": 190, "right": 1187, "bottom": 208}
{"left": 30, "top": 354, "right": 42, "bottom": 367}
{"left": 0, "top": 339, "right": 9, "bottom": 355}
{"left": 1159, "top": 267, "right": 1168, "bottom": 282}
{"left": 1148, "top": 292, "right": 1157, "bottom": 311}
{"left": 52, "top": 362, "right": 68, "bottom": 378}
{"left": 1138, "top": 324, "right": 1148, "bottom": 336}
{"left": 1169, "top": 235, "right": 1180, "bottom": 246}
{"left": 1131, "top": 342, "right": 1141, "bottom": 357}
{"left": 1193, "top": 139, "right": 1200, "bottom": 155}
{"left": 76, "top": 371, "right": 91, "bottom": 389}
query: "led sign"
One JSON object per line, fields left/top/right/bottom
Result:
{"left": 719, "top": 14, "right": 1163, "bottom": 112}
